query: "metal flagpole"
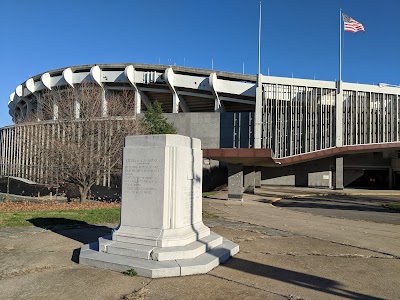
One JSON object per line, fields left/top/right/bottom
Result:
{"left": 336, "top": 8, "right": 343, "bottom": 148}
{"left": 339, "top": 8, "right": 342, "bottom": 84}
{"left": 258, "top": 0, "right": 262, "bottom": 75}
{"left": 254, "top": 0, "right": 263, "bottom": 148}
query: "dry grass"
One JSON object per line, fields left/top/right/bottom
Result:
{"left": 0, "top": 201, "right": 119, "bottom": 212}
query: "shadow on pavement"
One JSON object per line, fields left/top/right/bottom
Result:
{"left": 204, "top": 196, "right": 227, "bottom": 201}
{"left": 270, "top": 194, "right": 400, "bottom": 212}
{"left": 28, "top": 218, "right": 114, "bottom": 263}
{"left": 224, "top": 257, "right": 385, "bottom": 300}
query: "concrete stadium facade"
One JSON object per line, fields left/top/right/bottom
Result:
{"left": 3, "top": 63, "right": 400, "bottom": 192}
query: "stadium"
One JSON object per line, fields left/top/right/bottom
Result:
{"left": 2, "top": 63, "right": 400, "bottom": 197}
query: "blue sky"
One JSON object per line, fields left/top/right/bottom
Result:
{"left": 0, "top": 0, "right": 399, "bottom": 126}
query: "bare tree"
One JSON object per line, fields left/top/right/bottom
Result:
{"left": 26, "top": 83, "right": 147, "bottom": 202}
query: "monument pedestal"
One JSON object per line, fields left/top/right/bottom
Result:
{"left": 79, "top": 135, "right": 238, "bottom": 278}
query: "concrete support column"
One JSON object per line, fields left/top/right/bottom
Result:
{"left": 388, "top": 167, "right": 393, "bottom": 190}
{"left": 227, "top": 163, "right": 243, "bottom": 201}
{"left": 209, "top": 73, "right": 224, "bottom": 112}
{"left": 165, "top": 68, "right": 189, "bottom": 113}
{"left": 172, "top": 93, "right": 180, "bottom": 113}
{"left": 255, "top": 169, "right": 261, "bottom": 188}
{"left": 124, "top": 65, "right": 152, "bottom": 114}
{"left": 74, "top": 100, "right": 80, "bottom": 119}
{"left": 244, "top": 166, "right": 255, "bottom": 194}
{"left": 26, "top": 100, "right": 32, "bottom": 118}
{"left": 101, "top": 89, "right": 108, "bottom": 117}
{"left": 35, "top": 93, "right": 42, "bottom": 120}
{"left": 134, "top": 90, "right": 142, "bottom": 115}
{"left": 53, "top": 102, "right": 58, "bottom": 120}
{"left": 334, "top": 156, "right": 344, "bottom": 190}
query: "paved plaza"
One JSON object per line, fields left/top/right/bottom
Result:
{"left": 0, "top": 187, "right": 399, "bottom": 299}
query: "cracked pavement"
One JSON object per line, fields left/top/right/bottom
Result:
{"left": 0, "top": 188, "right": 399, "bottom": 299}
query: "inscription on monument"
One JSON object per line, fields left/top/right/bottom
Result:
{"left": 123, "top": 158, "right": 162, "bottom": 196}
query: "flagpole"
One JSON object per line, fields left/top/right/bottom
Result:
{"left": 255, "top": 0, "right": 263, "bottom": 149}
{"left": 258, "top": 0, "right": 262, "bottom": 75}
{"left": 339, "top": 8, "right": 342, "bottom": 84}
{"left": 336, "top": 8, "right": 343, "bottom": 148}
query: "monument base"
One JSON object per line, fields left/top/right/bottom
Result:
{"left": 79, "top": 134, "right": 239, "bottom": 278}
{"left": 79, "top": 231, "right": 239, "bottom": 278}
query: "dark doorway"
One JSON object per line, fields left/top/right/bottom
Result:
{"left": 348, "top": 169, "right": 389, "bottom": 189}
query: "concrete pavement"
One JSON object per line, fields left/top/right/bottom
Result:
{"left": 0, "top": 187, "right": 399, "bottom": 299}
{"left": 204, "top": 189, "right": 400, "bottom": 257}
{"left": 273, "top": 193, "right": 400, "bottom": 225}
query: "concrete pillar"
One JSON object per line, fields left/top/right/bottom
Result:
{"left": 255, "top": 169, "right": 261, "bottom": 188}
{"left": 74, "top": 100, "right": 80, "bottom": 119}
{"left": 36, "top": 93, "right": 42, "bottom": 120}
{"left": 227, "top": 164, "right": 243, "bottom": 200}
{"left": 53, "top": 102, "right": 58, "bottom": 120}
{"left": 26, "top": 100, "right": 32, "bottom": 118}
{"left": 335, "top": 157, "right": 344, "bottom": 190}
{"left": 388, "top": 167, "right": 393, "bottom": 190}
{"left": 209, "top": 73, "right": 223, "bottom": 112}
{"left": 101, "top": 89, "right": 108, "bottom": 117}
{"left": 243, "top": 166, "right": 255, "bottom": 194}
{"left": 134, "top": 90, "right": 142, "bottom": 115}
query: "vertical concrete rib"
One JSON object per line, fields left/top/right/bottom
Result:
{"left": 91, "top": 66, "right": 107, "bottom": 117}
{"left": 336, "top": 81, "right": 343, "bottom": 147}
{"left": 254, "top": 74, "right": 263, "bottom": 149}
{"left": 124, "top": 65, "right": 151, "bottom": 114}
{"left": 209, "top": 73, "right": 224, "bottom": 113}
{"left": 165, "top": 67, "right": 189, "bottom": 113}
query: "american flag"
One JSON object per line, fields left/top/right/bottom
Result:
{"left": 343, "top": 13, "right": 365, "bottom": 33}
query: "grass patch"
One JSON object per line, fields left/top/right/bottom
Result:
{"left": 202, "top": 191, "right": 217, "bottom": 198}
{"left": 0, "top": 208, "right": 120, "bottom": 228}
{"left": 202, "top": 211, "right": 218, "bottom": 219}
{"left": 122, "top": 268, "right": 138, "bottom": 276}
{"left": 382, "top": 202, "right": 400, "bottom": 211}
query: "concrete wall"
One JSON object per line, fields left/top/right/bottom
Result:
{"left": 261, "top": 153, "right": 396, "bottom": 188}
{"left": 164, "top": 113, "right": 221, "bottom": 148}
{"left": 164, "top": 112, "right": 254, "bottom": 150}
{"left": 261, "top": 157, "right": 335, "bottom": 187}
{"left": 308, "top": 171, "right": 332, "bottom": 188}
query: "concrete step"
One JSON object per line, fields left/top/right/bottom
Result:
{"left": 102, "top": 231, "right": 223, "bottom": 261}
{"left": 106, "top": 241, "right": 154, "bottom": 260}
{"left": 80, "top": 243, "right": 181, "bottom": 278}
{"left": 177, "top": 239, "right": 240, "bottom": 276}
{"left": 79, "top": 232, "right": 239, "bottom": 278}
{"left": 152, "top": 232, "right": 223, "bottom": 261}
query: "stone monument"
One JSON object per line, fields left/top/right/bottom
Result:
{"left": 79, "top": 134, "right": 239, "bottom": 278}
